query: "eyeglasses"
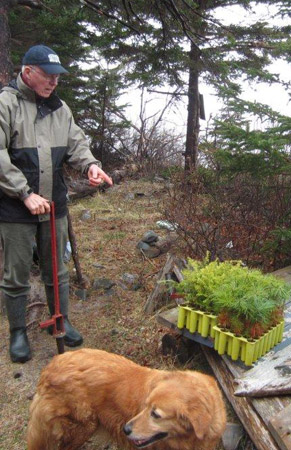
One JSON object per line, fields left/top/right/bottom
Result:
{"left": 29, "top": 67, "right": 60, "bottom": 82}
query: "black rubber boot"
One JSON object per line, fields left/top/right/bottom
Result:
{"left": 45, "top": 284, "right": 83, "bottom": 347}
{"left": 63, "top": 317, "right": 83, "bottom": 347}
{"left": 9, "top": 328, "right": 32, "bottom": 363}
{"left": 5, "top": 294, "right": 32, "bottom": 363}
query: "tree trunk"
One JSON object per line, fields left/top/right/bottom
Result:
{"left": 0, "top": 0, "right": 13, "bottom": 87}
{"left": 184, "top": 42, "right": 200, "bottom": 171}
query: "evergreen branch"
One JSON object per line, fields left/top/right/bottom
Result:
{"left": 154, "top": 0, "right": 168, "bottom": 44}
{"left": 160, "top": 0, "right": 203, "bottom": 47}
{"left": 179, "top": 0, "right": 230, "bottom": 33}
{"left": 127, "top": 1, "right": 143, "bottom": 24}
{"left": 15, "top": 0, "right": 42, "bottom": 8}
{"left": 147, "top": 88, "right": 187, "bottom": 96}
{"left": 122, "top": 0, "right": 133, "bottom": 24}
{"left": 82, "top": 0, "right": 141, "bottom": 34}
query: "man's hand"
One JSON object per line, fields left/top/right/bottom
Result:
{"left": 88, "top": 165, "right": 113, "bottom": 187}
{"left": 23, "top": 193, "right": 51, "bottom": 215}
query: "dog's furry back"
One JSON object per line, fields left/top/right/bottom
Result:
{"left": 27, "top": 348, "right": 226, "bottom": 450}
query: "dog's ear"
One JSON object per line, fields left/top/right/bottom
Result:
{"left": 178, "top": 407, "right": 212, "bottom": 440}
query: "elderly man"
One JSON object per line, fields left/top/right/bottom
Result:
{"left": 0, "top": 45, "right": 112, "bottom": 363}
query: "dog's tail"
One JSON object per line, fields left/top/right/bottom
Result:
{"left": 27, "top": 392, "right": 58, "bottom": 450}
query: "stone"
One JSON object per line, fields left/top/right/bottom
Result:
{"left": 156, "top": 220, "right": 177, "bottom": 231}
{"left": 222, "top": 423, "right": 244, "bottom": 450}
{"left": 80, "top": 209, "right": 91, "bottom": 221}
{"left": 137, "top": 241, "right": 151, "bottom": 251}
{"left": 92, "top": 278, "right": 116, "bottom": 291}
{"left": 142, "top": 230, "right": 159, "bottom": 244}
{"left": 74, "top": 288, "right": 87, "bottom": 301}
{"left": 142, "top": 246, "right": 161, "bottom": 259}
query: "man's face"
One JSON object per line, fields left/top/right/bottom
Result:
{"left": 23, "top": 66, "right": 60, "bottom": 98}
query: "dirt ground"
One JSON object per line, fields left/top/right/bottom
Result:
{"left": 0, "top": 178, "right": 254, "bottom": 450}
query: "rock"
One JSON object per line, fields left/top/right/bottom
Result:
{"left": 74, "top": 288, "right": 87, "bottom": 301}
{"left": 120, "top": 273, "right": 142, "bottom": 291}
{"left": 13, "top": 371, "right": 22, "bottom": 379}
{"left": 222, "top": 423, "right": 244, "bottom": 450}
{"left": 153, "top": 176, "right": 165, "bottom": 183}
{"left": 92, "top": 263, "right": 106, "bottom": 269}
{"left": 137, "top": 241, "right": 151, "bottom": 251}
{"left": 92, "top": 278, "right": 116, "bottom": 291}
{"left": 125, "top": 192, "right": 135, "bottom": 200}
{"left": 142, "top": 246, "right": 161, "bottom": 259}
{"left": 142, "top": 230, "right": 159, "bottom": 244}
{"left": 156, "top": 220, "right": 177, "bottom": 231}
{"left": 80, "top": 209, "right": 91, "bottom": 221}
{"left": 155, "top": 235, "right": 176, "bottom": 254}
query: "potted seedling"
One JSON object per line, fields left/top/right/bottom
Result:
{"left": 210, "top": 268, "right": 288, "bottom": 365}
{"left": 173, "top": 255, "right": 290, "bottom": 364}
{"left": 175, "top": 255, "right": 244, "bottom": 338}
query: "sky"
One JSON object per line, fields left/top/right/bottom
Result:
{"left": 121, "top": 3, "right": 290, "bottom": 132}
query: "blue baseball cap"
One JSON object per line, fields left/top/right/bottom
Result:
{"left": 22, "top": 45, "right": 68, "bottom": 74}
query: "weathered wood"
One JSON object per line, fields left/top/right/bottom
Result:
{"left": 251, "top": 396, "right": 290, "bottom": 439}
{"left": 172, "top": 263, "right": 185, "bottom": 282}
{"left": 202, "top": 346, "right": 280, "bottom": 450}
{"left": 268, "top": 404, "right": 291, "bottom": 450}
{"left": 234, "top": 346, "right": 291, "bottom": 397}
{"left": 144, "top": 254, "right": 176, "bottom": 314}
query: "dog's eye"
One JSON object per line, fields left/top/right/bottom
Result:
{"left": 151, "top": 410, "right": 161, "bottom": 419}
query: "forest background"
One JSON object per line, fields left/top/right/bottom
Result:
{"left": 1, "top": 0, "right": 291, "bottom": 270}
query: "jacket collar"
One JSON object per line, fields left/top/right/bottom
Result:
{"left": 7, "top": 74, "right": 63, "bottom": 115}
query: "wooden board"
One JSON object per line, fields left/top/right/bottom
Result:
{"left": 144, "top": 254, "right": 176, "bottom": 314}
{"left": 268, "top": 404, "right": 291, "bottom": 450}
{"left": 234, "top": 347, "right": 291, "bottom": 397}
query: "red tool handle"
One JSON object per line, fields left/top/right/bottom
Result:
{"left": 40, "top": 202, "right": 65, "bottom": 350}
{"left": 50, "top": 201, "right": 61, "bottom": 316}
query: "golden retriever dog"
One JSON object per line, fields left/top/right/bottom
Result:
{"left": 27, "top": 348, "right": 226, "bottom": 450}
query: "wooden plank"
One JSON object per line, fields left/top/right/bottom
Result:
{"left": 202, "top": 346, "right": 280, "bottom": 450}
{"left": 251, "top": 396, "right": 290, "bottom": 435}
{"left": 234, "top": 346, "right": 291, "bottom": 397}
{"left": 268, "top": 404, "right": 291, "bottom": 450}
{"left": 144, "top": 254, "right": 175, "bottom": 314}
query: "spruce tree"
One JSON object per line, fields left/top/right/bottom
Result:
{"left": 82, "top": 0, "right": 291, "bottom": 169}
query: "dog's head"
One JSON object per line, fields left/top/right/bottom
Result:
{"left": 123, "top": 372, "right": 216, "bottom": 448}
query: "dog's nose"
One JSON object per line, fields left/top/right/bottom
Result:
{"left": 123, "top": 423, "right": 132, "bottom": 436}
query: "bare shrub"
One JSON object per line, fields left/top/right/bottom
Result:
{"left": 163, "top": 170, "right": 291, "bottom": 271}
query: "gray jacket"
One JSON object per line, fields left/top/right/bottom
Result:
{"left": 0, "top": 74, "right": 100, "bottom": 222}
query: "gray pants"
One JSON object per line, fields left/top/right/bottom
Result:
{"left": 0, "top": 216, "right": 69, "bottom": 297}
